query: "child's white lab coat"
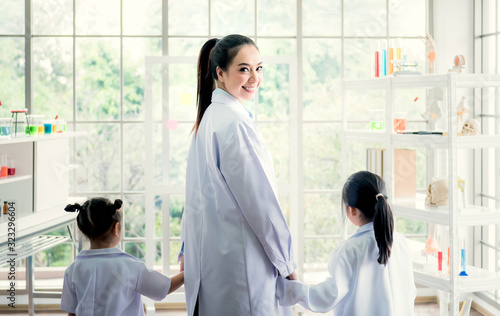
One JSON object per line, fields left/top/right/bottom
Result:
{"left": 277, "top": 222, "right": 416, "bottom": 316}
{"left": 182, "top": 89, "right": 295, "bottom": 316}
{"left": 61, "top": 248, "right": 171, "bottom": 316}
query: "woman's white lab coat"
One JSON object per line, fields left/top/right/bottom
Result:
{"left": 182, "top": 89, "right": 296, "bottom": 316}
{"left": 277, "top": 222, "right": 416, "bottom": 316}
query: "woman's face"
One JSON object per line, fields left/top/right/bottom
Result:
{"left": 217, "top": 44, "right": 263, "bottom": 103}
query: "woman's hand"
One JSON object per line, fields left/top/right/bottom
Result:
{"left": 180, "top": 255, "right": 184, "bottom": 272}
{"left": 286, "top": 270, "right": 298, "bottom": 280}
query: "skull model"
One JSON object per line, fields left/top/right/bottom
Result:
{"left": 461, "top": 118, "right": 480, "bottom": 136}
{"left": 426, "top": 179, "right": 449, "bottom": 206}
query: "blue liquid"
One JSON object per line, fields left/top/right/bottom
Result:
{"left": 44, "top": 123, "right": 52, "bottom": 134}
{"left": 0, "top": 126, "right": 12, "bottom": 137}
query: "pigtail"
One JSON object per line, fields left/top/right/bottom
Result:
{"left": 193, "top": 38, "right": 218, "bottom": 135}
{"left": 70, "top": 198, "right": 122, "bottom": 240}
{"left": 373, "top": 195, "right": 394, "bottom": 265}
{"left": 64, "top": 203, "right": 81, "bottom": 212}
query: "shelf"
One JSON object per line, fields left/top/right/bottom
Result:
{"left": 343, "top": 74, "right": 500, "bottom": 91}
{"left": 392, "top": 134, "right": 500, "bottom": 149}
{"left": 0, "top": 174, "right": 32, "bottom": 185}
{"left": 414, "top": 266, "right": 500, "bottom": 293}
{"left": 393, "top": 195, "right": 500, "bottom": 226}
{"left": 0, "top": 131, "right": 85, "bottom": 146}
{"left": 344, "top": 131, "right": 387, "bottom": 143}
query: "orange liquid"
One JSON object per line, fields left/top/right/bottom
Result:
{"left": 393, "top": 118, "right": 407, "bottom": 132}
{"left": 0, "top": 166, "right": 8, "bottom": 177}
{"left": 38, "top": 126, "right": 44, "bottom": 134}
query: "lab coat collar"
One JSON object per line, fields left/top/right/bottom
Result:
{"left": 352, "top": 222, "right": 374, "bottom": 237}
{"left": 77, "top": 247, "right": 124, "bottom": 257}
{"left": 212, "top": 88, "right": 254, "bottom": 119}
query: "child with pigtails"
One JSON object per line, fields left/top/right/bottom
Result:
{"left": 61, "top": 198, "right": 183, "bottom": 316}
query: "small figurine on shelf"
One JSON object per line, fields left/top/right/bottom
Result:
{"left": 421, "top": 87, "right": 444, "bottom": 130}
{"left": 420, "top": 31, "right": 436, "bottom": 74}
{"left": 461, "top": 118, "right": 480, "bottom": 136}
{"left": 449, "top": 55, "right": 465, "bottom": 73}
{"left": 426, "top": 178, "right": 449, "bottom": 206}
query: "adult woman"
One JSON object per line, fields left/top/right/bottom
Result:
{"left": 180, "top": 34, "right": 296, "bottom": 316}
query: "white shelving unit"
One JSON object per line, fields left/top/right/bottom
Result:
{"left": 0, "top": 132, "right": 83, "bottom": 316}
{"left": 341, "top": 73, "right": 500, "bottom": 316}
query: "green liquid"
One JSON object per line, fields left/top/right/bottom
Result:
{"left": 370, "top": 121, "right": 385, "bottom": 131}
{"left": 29, "top": 126, "right": 37, "bottom": 135}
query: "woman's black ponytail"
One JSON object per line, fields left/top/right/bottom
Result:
{"left": 193, "top": 38, "right": 218, "bottom": 135}
{"left": 193, "top": 34, "right": 258, "bottom": 135}
{"left": 65, "top": 198, "right": 123, "bottom": 240}
{"left": 342, "top": 171, "right": 394, "bottom": 265}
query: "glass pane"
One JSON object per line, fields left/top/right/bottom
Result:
{"left": 258, "top": 0, "right": 296, "bottom": 36}
{"left": 123, "top": 123, "right": 145, "bottom": 191}
{"left": 344, "top": 0, "right": 386, "bottom": 37}
{"left": 169, "top": 123, "right": 191, "bottom": 186}
{"left": 154, "top": 195, "right": 164, "bottom": 238}
{"left": 35, "top": 243, "right": 73, "bottom": 268}
{"left": 304, "top": 193, "right": 342, "bottom": 236}
{"left": 170, "top": 240, "right": 182, "bottom": 266}
{"left": 257, "top": 38, "right": 295, "bottom": 56}
{"left": 303, "top": 0, "right": 341, "bottom": 36}
{"left": 257, "top": 123, "right": 289, "bottom": 183}
{"left": 211, "top": 0, "right": 255, "bottom": 36}
{"left": 154, "top": 123, "right": 166, "bottom": 186}
{"left": 483, "top": 35, "right": 496, "bottom": 74}
{"left": 124, "top": 242, "right": 145, "bottom": 261}
{"left": 344, "top": 38, "right": 380, "bottom": 79}
{"left": 279, "top": 194, "right": 290, "bottom": 224}
{"left": 169, "top": 0, "right": 208, "bottom": 35}
{"left": 0, "top": 38, "right": 25, "bottom": 113}
{"left": 389, "top": 0, "right": 425, "bottom": 37}
{"left": 258, "top": 64, "right": 289, "bottom": 120}
{"left": 168, "top": 38, "right": 207, "bottom": 56}
{"left": 156, "top": 242, "right": 164, "bottom": 267}
{"left": 304, "top": 239, "right": 339, "bottom": 265}
{"left": 0, "top": 0, "right": 24, "bottom": 34}
{"left": 123, "top": 38, "right": 162, "bottom": 121}
{"left": 75, "top": 123, "right": 121, "bottom": 191}
{"left": 482, "top": 0, "right": 497, "bottom": 35}
{"left": 123, "top": 0, "right": 161, "bottom": 35}
{"left": 75, "top": 0, "right": 120, "bottom": 35}
{"left": 33, "top": 0, "right": 73, "bottom": 35}
{"left": 76, "top": 38, "right": 120, "bottom": 120}
{"left": 170, "top": 195, "right": 184, "bottom": 238}
{"left": 32, "top": 37, "right": 73, "bottom": 120}
{"left": 303, "top": 123, "right": 341, "bottom": 189}
{"left": 169, "top": 64, "right": 198, "bottom": 122}
{"left": 303, "top": 39, "right": 341, "bottom": 120}
{"left": 124, "top": 195, "right": 146, "bottom": 238}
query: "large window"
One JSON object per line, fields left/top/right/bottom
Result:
{"left": 475, "top": 0, "right": 500, "bottom": 304}
{"left": 0, "top": 0, "right": 427, "bottom": 297}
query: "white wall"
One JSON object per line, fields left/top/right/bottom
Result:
{"left": 433, "top": 0, "right": 474, "bottom": 74}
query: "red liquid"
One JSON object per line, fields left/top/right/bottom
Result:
{"left": 0, "top": 166, "right": 7, "bottom": 177}
{"left": 437, "top": 251, "right": 442, "bottom": 271}
{"left": 393, "top": 118, "right": 407, "bottom": 132}
{"left": 375, "top": 51, "right": 380, "bottom": 77}
{"left": 7, "top": 168, "right": 15, "bottom": 176}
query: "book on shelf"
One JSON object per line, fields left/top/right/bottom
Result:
{"left": 366, "top": 148, "right": 416, "bottom": 198}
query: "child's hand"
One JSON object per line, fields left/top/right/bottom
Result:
{"left": 180, "top": 255, "right": 184, "bottom": 272}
